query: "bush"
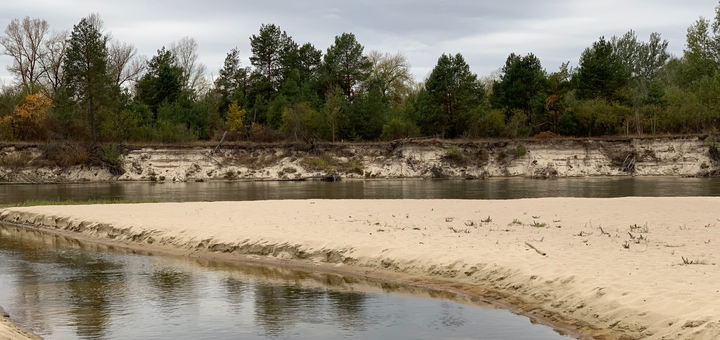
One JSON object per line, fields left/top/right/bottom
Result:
{"left": 464, "top": 108, "right": 506, "bottom": 138}
{"left": 444, "top": 145, "right": 464, "bottom": 163}
{"left": 515, "top": 145, "right": 527, "bottom": 157}
{"left": 98, "top": 144, "right": 123, "bottom": 167}
{"left": 381, "top": 118, "right": 421, "bottom": 141}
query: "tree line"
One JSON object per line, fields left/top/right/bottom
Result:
{"left": 2, "top": 5, "right": 720, "bottom": 148}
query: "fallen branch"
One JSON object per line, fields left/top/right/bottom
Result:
{"left": 211, "top": 131, "right": 227, "bottom": 155}
{"left": 525, "top": 242, "right": 546, "bottom": 256}
{"left": 599, "top": 226, "right": 611, "bottom": 237}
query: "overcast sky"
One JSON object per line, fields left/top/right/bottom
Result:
{"left": 1, "top": 0, "right": 719, "bottom": 85}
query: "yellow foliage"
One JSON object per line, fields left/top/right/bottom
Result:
{"left": 0, "top": 93, "right": 52, "bottom": 140}
{"left": 15, "top": 93, "right": 52, "bottom": 122}
{"left": 225, "top": 101, "right": 246, "bottom": 133}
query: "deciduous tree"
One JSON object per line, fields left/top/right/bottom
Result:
{"left": 366, "top": 50, "right": 413, "bottom": 103}
{"left": 0, "top": 16, "right": 49, "bottom": 91}
{"left": 169, "top": 36, "right": 207, "bottom": 92}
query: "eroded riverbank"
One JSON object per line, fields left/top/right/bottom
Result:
{"left": 1, "top": 198, "right": 719, "bottom": 339}
{"left": 1, "top": 136, "right": 718, "bottom": 183}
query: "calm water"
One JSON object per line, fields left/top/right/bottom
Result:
{"left": 2, "top": 177, "right": 718, "bottom": 339}
{"left": 0, "top": 225, "right": 569, "bottom": 340}
{"left": 1, "top": 177, "right": 720, "bottom": 204}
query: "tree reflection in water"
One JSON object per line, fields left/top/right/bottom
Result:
{"left": 1, "top": 224, "right": 567, "bottom": 340}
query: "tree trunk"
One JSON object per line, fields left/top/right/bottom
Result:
{"left": 89, "top": 96, "right": 97, "bottom": 146}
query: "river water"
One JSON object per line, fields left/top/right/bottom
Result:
{"left": 1, "top": 177, "right": 719, "bottom": 204}
{"left": 2, "top": 177, "right": 719, "bottom": 339}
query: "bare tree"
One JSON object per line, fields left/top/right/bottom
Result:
{"left": 38, "top": 30, "right": 68, "bottom": 98}
{"left": 0, "top": 16, "right": 50, "bottom": 90}
{"left": 85, "top": 13, "right": 105, "bottom": 33}
{"left": 108, "top": 40, "right": 146, "bottom": 87}
{"left": 169, "top": 36, "right": 207, "bottom": 92}
{"left": 478, "top": 68, "right": 502, "bottom": 95}
{"left": 366, "top": 50, "right": 413, "bottom": 103}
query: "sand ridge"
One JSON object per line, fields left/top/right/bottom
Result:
{"left": 1, "top": 198, "right": 719, "bottom": 339}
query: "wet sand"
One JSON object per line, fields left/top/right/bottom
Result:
{"left": 1, "top": 198, "right": 719, "bottom": 340}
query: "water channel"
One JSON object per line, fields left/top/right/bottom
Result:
{"left": 2, "top": 178, "right": 719, "bottom": 339}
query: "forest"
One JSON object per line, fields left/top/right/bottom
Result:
{"left": 2, "top": 4, "right": 720, "bottom": 152}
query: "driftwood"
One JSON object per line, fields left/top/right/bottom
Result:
{"left": 211, "top": 131, "right": 227, "bottom": 155}
{"left": 525, "top": 242, "right": 546, "bottom": 256}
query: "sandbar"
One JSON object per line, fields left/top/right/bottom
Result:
{"left": 1, "top": 198, "right": 719, "bottom": 339}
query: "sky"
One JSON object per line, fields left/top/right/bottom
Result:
{"left": 0, "top": 0, "right": 719, "bottom": 85}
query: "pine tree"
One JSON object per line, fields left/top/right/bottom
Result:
{"left": 323, "top": 33, "right": 372, "bottom": 100}
{"left": 423, "top": 53, "right": 483, "bottom": 138}
{"left": 63, "top": 15, "right": 112, "bottom": 145}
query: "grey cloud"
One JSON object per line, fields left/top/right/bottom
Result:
{"left": 1, "top": 0, "right": 718, "bottom": 84}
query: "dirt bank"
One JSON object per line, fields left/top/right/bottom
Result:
{"left": 1, "top": 136, "right": 718, "bottom": 183}
{"left": 1, "top": 198, "right": 719, "bottom": 339}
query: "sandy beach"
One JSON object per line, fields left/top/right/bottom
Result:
{"left": 1, "top": 198, "right": 719, "bottom": 339}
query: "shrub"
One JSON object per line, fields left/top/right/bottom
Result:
{"left": 444, "top": 145, "right": 464, "bottom": 163}
{"left": 300, "top": 157, "right": 329, "bottom": 171}
{"left": 381, "top": 118, "right": 421, "bottom": 141}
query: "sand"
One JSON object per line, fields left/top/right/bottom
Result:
{"left": 0, "top": 314, "right": 40, "bottom": 340}
{"left": 1, "top": 198, "right": 719, "bottom": 339}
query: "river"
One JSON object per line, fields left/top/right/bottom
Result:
{"left": 3, "top": 177, "right": 719, "bottom": 339}
{"left": 1, "top": 177, "right": 719, "bottom": 204}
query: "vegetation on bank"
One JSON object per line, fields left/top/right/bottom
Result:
{"left": 1, "top": 3, "right": 720, "bottom": 163}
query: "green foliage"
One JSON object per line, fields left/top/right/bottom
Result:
{"left": 135, "top": 47, "right": 184, "bottom": 115}
{"left": 345, "top": 86, "right": 388, "bottom": 140}
{"left": 97, "top": 143, "right": 123, "bottom": 166}
{"left": 444, "top": 145, "right": 464, "bottom": 163}
{"left": 422, "top": 53, "right": 484, "bottom": 138}
{"left": 282, "top": 102, "right": 323, "bottom": 142}
{"left": 63, "top": 15, "right": 114, "bottom": 145}
{"left": 515, "top": 145, "right": 527, "bottom": 157}
{"left": 505, "top": 109, "right": 530, "bottom": 138}
{"left": 576, "top": 37, "right": 629, "bottom": 102}
{"left": 323, "top": 33, "right": 372, "bottom": 99}
{"left": 381, "top": 117, "right": 420, "bottom": 141}
{"left": 215, "top": 48, "right": 251, "bottom": 115}
{"left": 4, "top": 11, "right": 720, "bottom": 144}
{"left": 156, "top": 93, "right": 210, "bottom": 139}
{"left": 152, "top": 120, "right": 198, "bottom": 143}
{"left": 250, "top": 24, "right": 293, "bottom": 90}
{"left": 492, "top": 53, "right": 548, "bottom": 115}
{"left": 574, "top": 99, "right": 630, "bottom": 136}
{"left": 463, "top": 108, "right": 506, "bottom": 138}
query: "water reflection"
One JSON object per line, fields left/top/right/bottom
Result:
{"left": 1, "top": 177, "right": 720, "bottom": 205}
{"left": 0, "top": 225, "right": 570, "bottom": 340}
